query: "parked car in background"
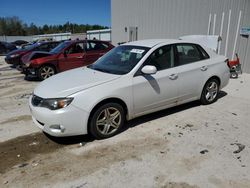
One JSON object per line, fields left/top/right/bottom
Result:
{"left": 29, "top": 39, "right": 230, "bottom": 139}
{"left": 11, "top": 40, "right": 29, "bottom": 48}
{"left": 0, "top": 41, "right": 17, "bottom": 55}
{"left": 21, "top": 39, "right": 114, "bottom": 80}
{"left": 5, "top": 41, "right": 61, "bottom": 66}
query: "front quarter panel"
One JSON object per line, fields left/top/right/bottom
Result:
{"left": 68, "top": 75, "right": 134, "bottom": 120}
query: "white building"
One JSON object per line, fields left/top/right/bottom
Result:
{"left": 111, "top": 0, "right": 250, "bottom": 73}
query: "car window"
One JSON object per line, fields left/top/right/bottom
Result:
{"left": 36, "top": 44, "right": 50, "bottom": 51}
{"left": 197, "top": 45, "right": 210, "bottom": 59}
{"left": 88, "top": 42, "right": 109, "bottom": 51}
{"left": 67, "top": 42, "right": 84, "bottom": 54}
{"left": 49, "top": 42, "right": 59, "bottom": 50}
{"left": 50, "top": 41, "right": 71, "bottom": 53}
{"left": 144, "top": 45, "right": 174, "bottom": 71}
{"left": 88, "top": 45, "right": 149, "bottom": 75}
{"left": 175, "top": 44, "right": 202, "bottom": 66}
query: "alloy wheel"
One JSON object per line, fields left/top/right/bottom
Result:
{"left": 40, "top": 66, "right": 55, "bottom": 79}
{"left": 96, "top": 107, "right": 122, "bottom": 136}
{"left": 205, "top": 81, "right": 218, "bottom": 102}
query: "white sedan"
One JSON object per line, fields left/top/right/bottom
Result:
{"left": 29, "top": 39, "right": 230, "bottom": 139}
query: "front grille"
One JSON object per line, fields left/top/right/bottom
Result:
{"left": 32, "top": 95, "right": 43, "bottom": 106}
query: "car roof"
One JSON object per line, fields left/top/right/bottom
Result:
{"left": 123, "top": 39, "right": 184, "bottom": 48}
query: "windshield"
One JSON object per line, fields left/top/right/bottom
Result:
{"left": 50, "top": 41, "right": 71, "bottom": 53}
{"left": 88, "top": 45, "right": 149, "bottom": 75}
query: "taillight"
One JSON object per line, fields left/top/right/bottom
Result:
{"left": 225, "top": 59, "right": 230, "bottom": 68}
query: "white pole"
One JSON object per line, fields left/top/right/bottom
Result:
{"left": 207, "top": 14, "right": 212, "bottom": 35}
{"left": 218, "top": 12, "right": 225, "bottom": 54}
{"left": 225, "top": 9, "right": 231, "bottom": 57}
{"left": 213, "top": 14, "right": 217, "bottom": 35}
{"left": 232, "top": 11, "right": 242, "bottom": 60}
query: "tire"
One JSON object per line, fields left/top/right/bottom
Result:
{"left": 200, "top": 78, "right": 219, "bottom": 105}
{"left": 89, "top": 103, "right": 125, "bottom": 139}
{"left": 38, "top": 65, "right": 56, "bottom": 80}
{"left": 230, "top": 72, "right": 238, "bottom": 79}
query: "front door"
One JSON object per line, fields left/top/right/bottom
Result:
{"left": 133, "top": 45, "right": 179, "bottom": 116}
{"left": 58, "top": 42, "right": 85, "bottom": 71}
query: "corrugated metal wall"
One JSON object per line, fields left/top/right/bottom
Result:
{"left": 111, "top": 0, "right": 250, "bottom": 73}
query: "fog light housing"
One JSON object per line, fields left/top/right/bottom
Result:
{"left": 49, "top": 124, "right": 65, "bottom": 133}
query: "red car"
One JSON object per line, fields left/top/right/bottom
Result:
{"left": 21, "top": 40, "right": 114, "bottom": 80}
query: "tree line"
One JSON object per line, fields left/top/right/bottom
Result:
{"left": 0, "top": 16, "right": 109, "bottom": 36}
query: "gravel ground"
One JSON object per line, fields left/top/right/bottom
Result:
{"left": 0, "top": 56, "right": 250, "bottom": 188}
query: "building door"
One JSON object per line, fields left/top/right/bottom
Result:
{"left": 129, "top": 27, "right": 138, "bottom": 42}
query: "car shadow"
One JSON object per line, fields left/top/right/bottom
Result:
{"left": 44, "top": 132, "right": 95, "bottom": 145}
{"left": 122, "top": 90, "right": 228, "bottom": 131}
{"left": 46, "top": 90, "right": 228, "bottom": 145}
{"left": 24, "top": 75, "right": 41, "bottom": 81}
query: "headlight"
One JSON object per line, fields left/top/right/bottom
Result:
{"left": 23, "top": 61, "right": 31, "bottom": 67}
{"left": 10, "top": 54, "right": 20, "bottom": 58}
{"left": 32, "top": 95, "right": 73, "bottom": 110}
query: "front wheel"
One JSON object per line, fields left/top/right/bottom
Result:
{"left": 200, "top": 79, "right": 219, "bottom": 105}
{"left": 89, "top": 103, "right": 125, "bottom": 139}
{"left": 38, "top": 65, "right": 56, "bottom": 80}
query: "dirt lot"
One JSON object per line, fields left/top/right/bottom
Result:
{"left": 0, "top": 56, "right": 250, "bottom": 188}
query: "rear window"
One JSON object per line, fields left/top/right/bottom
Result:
{"left": 197, "top": 45, "right": 210, "bottom": 59}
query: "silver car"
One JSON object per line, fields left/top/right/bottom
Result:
{"left": 29, "top": 39, "right": 230, "bottom": 139}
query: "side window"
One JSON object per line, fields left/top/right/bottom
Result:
{"left": 176, "top": 44, "right": 202, "bottom": 66}
{"left": 88, "top": 42, "right": 108, "bottom": 51}
{"left": 85, "top": 42, "right": 92, "bottom": 51}
{"left": 36, "top": 44, "right": 49, "bottom": 51}
{"left": 197, "top": 45, "right": 210, "bottom": 59}
{"left": 67, "top": 43, "right": 84, "bottom": 54}
{"left": 145, "top": 45, "right": 174, "bottom": 71}
{"left": 49, "top": 42, "right": 59, "bottom": 50}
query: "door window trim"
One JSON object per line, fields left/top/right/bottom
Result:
{"left": 134, "top": 44, "right": 175, "bottom": 77}
{"left": 173, "top": 43, "right": 210, "bottom": 67}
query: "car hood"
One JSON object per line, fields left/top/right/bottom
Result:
{"left": 22, "top": 51, "right": 53, "bottom": 63}
{"left": 34, "top": 67, "right": 121, "bottom": 98}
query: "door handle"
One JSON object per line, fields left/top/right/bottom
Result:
{"left": 169, "top": 74, "right": 178, "bottom": 80}
{"left": 200, "top": 66, "right": 208, "bottom": 71}
{"left": 76, "top": 56, "right": 83, "bottom": 59}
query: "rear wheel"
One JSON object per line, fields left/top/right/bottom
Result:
{"left": 38, "top": 65, "right": 56, "bottom": 80}
{"left": 230, "top": 72, "right": 238, "bottom": 79}
{"left": 200, "top": 79, "right": 219, "bottom": 105}
{"left": 89, "top": 103, "right": 125, "bottom": 139}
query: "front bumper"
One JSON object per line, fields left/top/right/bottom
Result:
{"left": 29, "top": 96, "right": 89, "bottom": 137}
{"left": 22, "top": 67, "right": 37, "bottom": 76}
{"left": 5, "top": 57, "right": 21, "bottom": 65}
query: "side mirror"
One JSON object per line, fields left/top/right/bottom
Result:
{"left": 141, "top": 65, "right": 157, "bottom": 75}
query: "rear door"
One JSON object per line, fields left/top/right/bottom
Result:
{"left": 84, "top": 41, "right": 111, "bottom": 64}
{"left": 173, "top": 43, "right": 210, "bottom": 103}
{"left": 58, "top": 42, "right": 86, "bottom": 71}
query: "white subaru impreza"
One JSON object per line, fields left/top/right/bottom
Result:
{"left": 29, "top": 39, "right": 230, "bottom": 139}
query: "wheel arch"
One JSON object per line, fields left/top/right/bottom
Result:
{"left": 87, "top": 97, "right": 129, "bottom": 133}
{"left": 38, "top": 63, "right": 58, "bottom": 73}
{"left": 205, "top": 76, "right": 221, "bottom": 87}
{"left": 200, "top": 75, "right": 221, "bottom": 103}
